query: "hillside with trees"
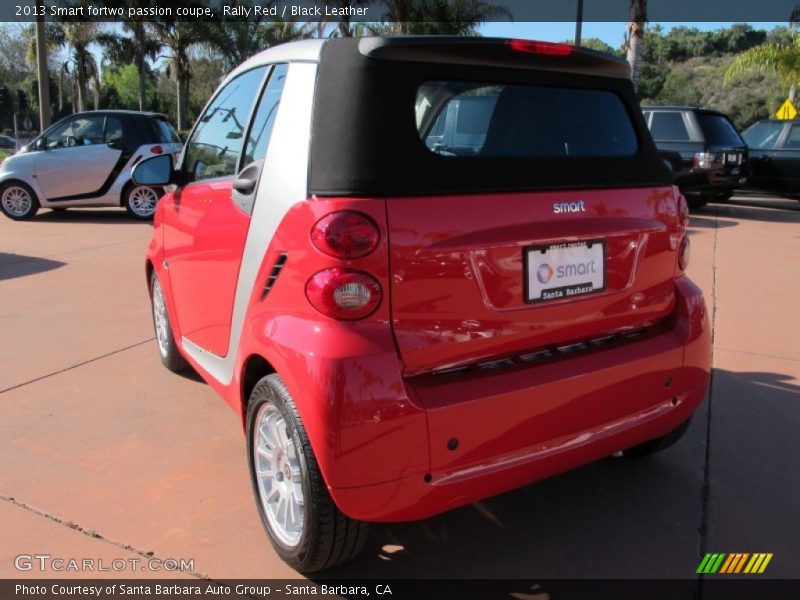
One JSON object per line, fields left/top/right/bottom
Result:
{"left": 582, "top": 23, "right": 793, "bottom": 129}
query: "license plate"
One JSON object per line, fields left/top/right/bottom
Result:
{"left": 525, "top": 240, "right": 605, "bottom": 303}
{"left": 726, "top": 153, "right": 740, "bottom": 164}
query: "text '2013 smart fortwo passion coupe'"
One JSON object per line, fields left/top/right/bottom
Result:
{"left": 134, "top": 37, "right": 711, "bottom": 572}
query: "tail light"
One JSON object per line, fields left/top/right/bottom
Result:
{"left": 678, "top": 236, "right": 691, "bottom": 271}
{"left": 678, "top": 194, "right": 689, "bottom": 227}
{"left": 311, "top": 211, "right": 380, "bottom": 259}
{"left": 150, "top": 145, "right": 163, "bottom": 155}
{"left": 306, "top": 268, "right": 381, "bottom": 320}
{"left": 693, "top": 152, "right": 718, "bottom": 169}
{"left": 509, "top": 39, "right": 574, "bottom": 56}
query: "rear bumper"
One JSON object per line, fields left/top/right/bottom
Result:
{"left": 327, "top": 275, "right": 711, "bottom": 522}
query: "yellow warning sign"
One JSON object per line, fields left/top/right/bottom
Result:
{"left": 776, "top": 99, "right": 797, "bottom": 120}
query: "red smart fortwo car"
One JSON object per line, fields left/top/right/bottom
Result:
{"left": 134, "top": 37, "right": 711, "bottom": 572}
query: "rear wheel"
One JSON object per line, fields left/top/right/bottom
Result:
{"left": 124, "top": 184, "right": 161, "bottom": 220}
{"left": 1, "top": 181, "right": 39, "bottom": 220}
{"left": 685, "top": 195, "right": 709, "bottom": 210}
{"left": 150, "top": 272, "right": 189, "bottom": 372}
{"left": 247, "top": 374, "right": 368, "bottom": 572}
{"left": 714, "top": 191, "right": 734, "bottom": 202}
{"left": 621, "top": 417, "right": 692, "bottom": 458}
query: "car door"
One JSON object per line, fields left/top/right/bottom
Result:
{"left": 163, "top": 63, "right": 288, "bottom": 357}
{"left": 34, "top": 115, "right": 122, "bottom": 200}
{"left": 742, "top": 121, "right": 788, "bottom": 191}
{"left": 769, "top": 123, "right": 800, "bottom": 192}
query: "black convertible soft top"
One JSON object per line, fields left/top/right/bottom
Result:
{"left": 309, "top": 37, "right": 671, "bottom": 197}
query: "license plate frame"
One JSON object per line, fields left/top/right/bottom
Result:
{"left": 524, "top": 240, "right": 606, "bottom": 304}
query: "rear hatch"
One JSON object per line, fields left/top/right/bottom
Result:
{"left": 696, "top": 111, "right": 748, "bottom": 178}
{"left": 388, "top": 187, "right": 681, "bottom": 376}
{"left": 148, "top": 115, "right": 183, "bottom": 164}
{"left": 388, "top": 64, "right": 680, "bottom": 376}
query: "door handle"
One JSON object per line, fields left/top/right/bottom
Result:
{"left": 232, "top": 177, "right": 256, "bottom": 194}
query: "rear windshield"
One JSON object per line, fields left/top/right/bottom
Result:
{"left": 417, "top": 82, "right": 638, "bottom": 158}
{"left": 150, "top": 118, "right": 181, "bottom": 143}
{"left": 697, "top": 114, "right": 744, "bottom": 147}
{"left": 742, "top": 121, "right": 784, "bottom": 149}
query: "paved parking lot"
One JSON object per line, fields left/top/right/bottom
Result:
{"left": 1, "top": 195, "right": 798, "bottom": 582}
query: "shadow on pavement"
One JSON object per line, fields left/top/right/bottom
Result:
{"left": 321, "top": 405, "right": 709, "bottom": 579}
{"left": 688, "top": 215, "right": 737, "bottom": 231}
{"left": 34, "top": 209, "right": 142, "bottom": 225}
{"left": 704, "top": 368, "right": 800, "bottom": 579}
{"left": 0, "top": 252, "right": 65, "bottom": 281}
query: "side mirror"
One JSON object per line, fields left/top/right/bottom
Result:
{"left": 132, "top": 154, "right": 175, "bottom": 186}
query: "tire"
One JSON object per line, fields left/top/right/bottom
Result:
{"left": 685, "top": 195, "right": 709, "bottom": 210}
{"left": 621, "top": 417, "right": 692, "bottom": 458}
{"left": 0, "top": 181, "right": 39, "bottom": 220}
{"left": 149, "top": 272, "right": 190, "bottom": 373}
{"left": 714, "top": 191, "right": 734, "bottom": 202}
{"left": 124, "top": 183, "right": 162, "bottom": 220}
{"left": 247, "top": 374, "right": 368, "bottom": 572}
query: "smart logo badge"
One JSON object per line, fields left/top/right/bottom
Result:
{"left": 696, "top": 552, "right": 773, "bottom": 574}
{"left": 537, "top": 264, "right": 554, "bottom": 284}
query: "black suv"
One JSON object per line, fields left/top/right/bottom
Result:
{"left": 643, "top": 106, "right": 748, "bottom": 209}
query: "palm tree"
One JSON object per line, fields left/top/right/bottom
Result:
{"left": 725, "top": 34, "right": 800, "bottom": 101}
{"left": 207, "top": 4, "right": 314, "bottom": 70}
{"left": 624, "top": 0, "right": 647, "bottom": 92}
{"left": 60, "top": 22, "right": 99, "bottom": 112}
{"left": 148, "top": 19, "right": 203, "bottom": 129}
{"left": 97, "top": 22, "right": 160, "bottom": 111}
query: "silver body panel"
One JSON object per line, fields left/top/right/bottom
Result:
{"left": 180, "top": 59, "right": 319, "bottom": 385}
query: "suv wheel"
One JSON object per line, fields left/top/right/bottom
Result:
{"left": 247, "top": 374, "right": 369, "bottom": 572}
{"left": 621, "top": 417, "right": 692, "bottom": 458}
{"left": 1, "top": 181, "right": 39, "bottom": 220}
{"left": 150, "top": 272, "right": 189, "bottom": 372}
{"left": 124, "top": 184, "right": 161, "bottom": 220}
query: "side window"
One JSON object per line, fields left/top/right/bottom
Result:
{"left": 104, "top": 117, "right": 123, "bottom": 145}
{"left": 785, "top": 125, "right": 800, "bottom": 149}
{"left": 45, "top": 116, "right": 104, "bottom": 149}
{"left": 242, "top": 63, "right": 288, "bottom": 166}
{"left": 649, "top": 112, "right": 691, "bottom": 141}
{"left": 183, "top": 66, "right": 267, "bottom": 183}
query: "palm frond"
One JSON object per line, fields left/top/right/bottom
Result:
{"left": 724, "top": 42, "right": 800, "bottom": 89}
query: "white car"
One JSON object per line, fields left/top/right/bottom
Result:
{"left": 0, "top": 110, "right": 181, "bottom": 220}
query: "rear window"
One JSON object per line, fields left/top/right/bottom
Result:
{"left": 697, "top": 114, "right": 744, "bottom": 146}
{"left": 416, "top": 82, "right": 638, "bottom": 158}
{"left": 649, "top": 112, "right": 690, "bottom": 141}
{"left": 150, "top": 118, "right": 181, "bottom": 143}
{"left": 742, "top": 121, "right": 785, "bottom": 149}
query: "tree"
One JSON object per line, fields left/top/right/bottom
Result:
{"left": 624, "top": 0, "right": 647, "bottom": 91}
{"left": 725, "top": 34, "right": 800, "bottom": 101}
{"left": 60, "top": 22, "right": 100, "bottom": 112}
{"left": 206, "top": 7, "right": 314, "bottom": 70}
{"left": 0, "top": 86, "right": 13, "bottom": 130}
{"left": 97, "top": 21, "right": 160, "bottom": 111}
{"left": 149, "top": 16, "right": 207, "bottom": 129}
{"left": 34, "top": 0, "right": 51, "bottom": 129}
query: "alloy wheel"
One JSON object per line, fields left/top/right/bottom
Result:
{"left": 2, "top": 186, "right": 32, "bottom": 217}
{"left": 253, "top": 402, "right": 305, "bottom": 547}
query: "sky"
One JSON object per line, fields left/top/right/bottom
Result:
{"left": 479, "top": 21, "right": 786, "bottom": 49}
